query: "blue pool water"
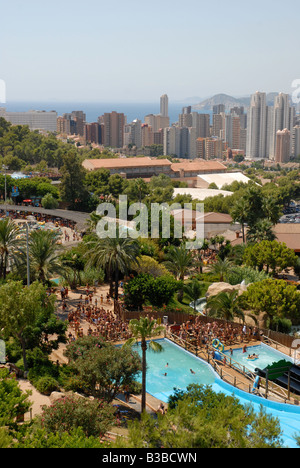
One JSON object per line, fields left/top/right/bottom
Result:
{"left": 133, "top": 339, "right": 215, "bottom": 402}
{"left": 224, "top": 344, "right": 293, "bottom": 373}
{"left": 134, "top": 338, "right": 300, "bottom": 448}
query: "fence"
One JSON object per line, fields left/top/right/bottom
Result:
{"left": 114, "top": 301, "right": 297, "bottom": 355}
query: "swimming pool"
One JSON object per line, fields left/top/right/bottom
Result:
{"left": 224, "top": 343, "right": 293, "bottom": 373}
{"left": 134, "top": 338, "right": 300, "bottom": 448}
{"left": 133, "top": 338, "right": 215, "bottom": 402}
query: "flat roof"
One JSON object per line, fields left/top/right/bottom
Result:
{"left": 171, "top": 160, "right": 226, "bottom": 172}
{"left": 197, "top": 172, "right": 251, "bottom": 188}
{"left": 83, "top": 157, "right": 172, "bottom": 170}
{"left": 173, "top": 188, "right": 233, "bottom": 200}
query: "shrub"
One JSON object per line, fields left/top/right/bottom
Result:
{"left": 40, "top": 394, "right": 115, "bottom": 437}
{"left": 226, "top": 266, "right": 269, "bottom": 286}
{"left": 41, "top": 193, "right": 59, "bottom": 209}
{"left": 36, "top": 376, "right": 60, "bottom": 395}
{"left": 124, "top": 274, "right": 181, "bottom": 309}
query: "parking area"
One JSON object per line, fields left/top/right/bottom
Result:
{"left": 280, "top": 203, "right": 300, "bottom": 223}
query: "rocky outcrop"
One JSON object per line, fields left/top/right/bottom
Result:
{"left": 206, "top": 282, "right": 248, "bottom": 298}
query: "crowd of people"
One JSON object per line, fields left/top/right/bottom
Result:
{"left": 168, "top": 316, "right": 261, "bottom": 349}
{"left": 62, "top": 285, "right": 132, "bottom": 344}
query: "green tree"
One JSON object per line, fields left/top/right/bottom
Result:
{"left": 240, "top": 279, "right": 300, "bottom": 328}
{"left": 230, "top": 198, "right": 249, "bottom": 243}
{"left": 114, "top": 384, "right": 283, "bottom": 448}
{"left": 0, "top": 281, "right": 56, "bottom": 372}
{"left": 64, "top": 336, "right": 142, "bottom": 402}
{"left": 14, "top": 427, "right": 107, "bottom": 448}
{"left": 125, "top": 318, "right": 164, "bottom": 412}
{"left": 164, "top": 243, "right": 193, "bottom": 301}
{"left": 243, "top": 240, "right": 298, "bottom": 276}
{"left": 41, "top": 193, "right": 59, "bottom": 209}
{"left": 247, "top": 219, "right": 276, "bottom": 243}
{"left": 206, "top": 290, "right": 245, "bottom": 322}
{"left": 209, "top": 257, "right": 233, "bottom": 282}
{"left": 60, "top": 150, "right": 89, "bottom": 208}
{"left": 0, "top": 218, "right": 24, "bottom": 280}
{"left": 0, "top": 368, "right": 32, "bottom": 432}
{"left": 26, "top": 230, "right": 63, "bottom": 284}
{"left": 183, "top": 279, "right": 205, "bottom": 312}
{"left": 85, "top": 232, "right": 140, "bottom": 300}
{"left": 38, "top": 394, "right": 115, "bottom": 438}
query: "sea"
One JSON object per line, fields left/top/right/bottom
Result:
{"left": 3, "top": 101, "right": 213, "bottom": 126}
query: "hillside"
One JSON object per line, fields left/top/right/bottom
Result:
{"left": 192, "top": 92, "right": 284, "bottom": 111}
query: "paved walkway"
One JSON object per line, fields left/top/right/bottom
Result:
{"left": 0, "top": 203, "right": 90, "bottom": 231}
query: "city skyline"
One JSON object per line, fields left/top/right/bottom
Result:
{"left": 1, "top": 0, "right": 300, "bottom": 103}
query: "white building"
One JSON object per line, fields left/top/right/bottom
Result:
{"left": 124, "top": 119, "right": 142, "bottom": 148}
{"left": 173, "top": 187, "right": 233, "bottom": 200}
{"left": 269, "top": 93, "right": 295, "bottom": 160}
{"left": 0, "top": 108, "right": 57, "bottom": 132}
{"left": 160, "top": 94, "right": 169, "bottom": 118}
{"left": 292, "top": 125, "right": 300, "bottom": 158}
{"left": 197, "top": 172, "right": 251, "bottom": 189}
{"left": 246, "top": 92, "right": 268, "bottom": 159}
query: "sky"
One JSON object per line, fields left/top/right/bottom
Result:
{"left": 0, "top": 0, "right": 300, "bottom": 104}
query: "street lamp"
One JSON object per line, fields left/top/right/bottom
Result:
{"left": 2, "top": 165, "right": 8, "bottom": 204}
{"left": 25, "top": 222, "right": 30, "bottom": 288}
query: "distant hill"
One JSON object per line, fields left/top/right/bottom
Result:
{"left": 192, "top": 92, "right": 289, "bottom": 111}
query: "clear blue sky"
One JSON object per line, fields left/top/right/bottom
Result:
{"left": 1, "top": 0, "right": 299, "bottom": 103}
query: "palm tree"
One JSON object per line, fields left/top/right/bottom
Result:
{"left": 209, "top": 257, "right": 233, "bottom": 282}
{"left": 247, "top": 219, "right": 276, "bottom": 244}
{"left": 85, "top": 211, "right": 103, "bottom": 233}
{"left": 206, "top": 290, "right": 245, "bottom": 322}
{"left": 183, "top": 279, "right": 205, "bottom": 312}
{"left": 164, "top": 243, "right": 193, "bottom": 301}
{"left": 125, "top": 318, "right": 165, "bottom": 412}
{"left": 164, "top": 243, "right": 193, "bottom": 281}
{"left": 230, "top": 198, "right": 249, "bottom": 243}
{"left": 27, "top": 230, "right": 63, "bottom": 284}
{"left": 0, "top": 218, "right": 24, "bottom": 280}
{"left": 85, "top": 232, "right": 140, "bottom": 300}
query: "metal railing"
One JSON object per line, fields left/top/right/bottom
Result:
{"left": 166, "top": 331, "right": 300, "bottom": 405}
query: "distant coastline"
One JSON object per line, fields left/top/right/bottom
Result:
{"left": 3, "top": 101, "right": 213, "bottom": 126}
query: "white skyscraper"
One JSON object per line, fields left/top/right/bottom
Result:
{"left": 269, "top": 93, "right": 295, "bottom": 160}
{"left": 292, "top": 126, "right": 300, "bottom": 158}
{"left": 160, "top": 94, "right": 169, "bottom": 118}
{"left": 246, "top": 92, "right": 268, "bottom": 159}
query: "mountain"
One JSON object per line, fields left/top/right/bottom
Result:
{"left": 192, "top": 94, "right": 250, "bottom": 111}
{"left": 192, "top": 92, "right": 289, "bottom": 111}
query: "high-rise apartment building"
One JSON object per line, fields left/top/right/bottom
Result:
{"left": 160, "top": 94, "right": 169, "bottom": 117}
{"left": 163, "top": 127, "right": 181, "bottom": 157}
{"left": 102, "top": 111, "right": 125, "bottom": 148}
{"left": 269, "top": 93, "right": 295, "bottom": 160}
{"left": 246, "top": 92, "right": 268, "bottom": 159}
{"left": 213, "top": 104, "right": 225, "bottom": 114}
{"left": 144, "top": 114, "right": 170, "bottom": 132}
{"left": 275, "top": 129, "right": 291, "bottom": 163}
{"left": 196, "top": 137, "right": 223, "bottom": 160}
{"left": 212, "top": 113, "right": 224, "bottom": 139}
{"left": 124, "top": 119, "right": 142, "bottom": 148}
{"left": 84, "top": 122, "right": 102, "bottom": 144}
{"left": 57, "top": 116, "right": 71, "bottom": 134}
{"left": 192, "top": 113, "right": 210, "bottom": 138}
{"left": 292, "top": 126, "right": 300, "bottom": 158}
